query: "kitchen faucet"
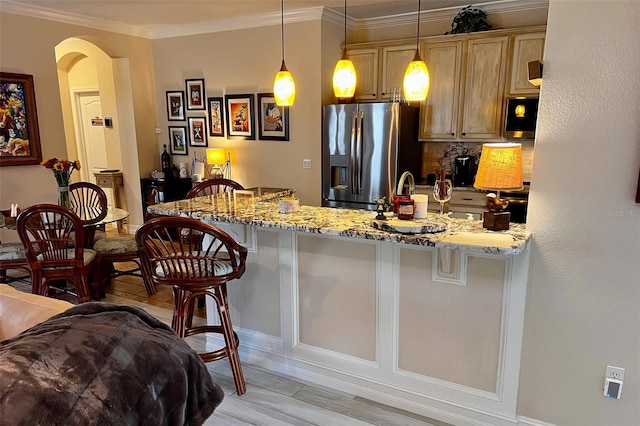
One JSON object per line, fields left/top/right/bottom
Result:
{"left": 397, "top": 171, "right": 415, "bottom": 196}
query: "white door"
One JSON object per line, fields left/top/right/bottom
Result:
{"left": 74, "top": 92, "right": 107, "bottom": 182}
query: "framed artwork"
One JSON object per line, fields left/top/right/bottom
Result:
{"left": 257, "top": 93, "right": 289, "bottom": 141}
{"left": 207, "top": 97, "right": 225, "bottom": 137}
{"left": 166, "top": 90, "right": 185, "bottom": 121}
{"left": 225, "top": 94, "right": 255, "bottom": 140}
{"left": 188, "top": 117, "right": 207, "bottom": 147}
{"left": 168, "top": 126, "right": 188, "bottom": 155}
{"left": 185, "top": 78, "right": 205, "bottom": 110}
{"left": 0, "top": 72, "right": 43, "bottom": 166}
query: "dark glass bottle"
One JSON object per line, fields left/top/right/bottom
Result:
{"left": 161, "top": 144, "right": 171, "bottom": 175}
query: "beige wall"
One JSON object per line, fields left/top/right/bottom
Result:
{"left": 0, "top": 13, "right": 157, "bottom": 238}
{"left": 520, "top": 1, "right": 640, "bottom": 424}
{"left": 151, "top": 20, "right": 331, "bottom": 207}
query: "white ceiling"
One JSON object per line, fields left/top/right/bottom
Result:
{"left": 0, "top": 0, "right": 547, "bottom": 38}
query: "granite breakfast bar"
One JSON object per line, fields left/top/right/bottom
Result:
{"left": 148, "top": 189, "right": 532, "bottom": 426}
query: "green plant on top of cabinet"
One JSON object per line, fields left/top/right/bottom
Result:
{"left": 507, "top": 32, "right": 545, "bottom": 96}
{"left": 348, "top": 48, "right": 378, "bottom": 100}
{"left": 380, "top": 45, "right": 416, "bottom": 100}
{"left": 420, "top": 35, "right": 509, "bottom": 141}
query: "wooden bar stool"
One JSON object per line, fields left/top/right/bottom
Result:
{"left": 136, "top": 216, "right": 248, "bottom": 395}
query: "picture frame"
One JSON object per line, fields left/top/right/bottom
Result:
{"left": 168, "top": 126, "right": 188, "bottom": 155}
{"left": 0, "top": 72, "right": 43, "bottom": 167}
{"left": 185, "top": 78, "right": 206, "bottom": 110}
{"left": 166, "top": 90, "right": 185, "bottom": 121}
{"left": 188, "top": 117, "right": 207, "bottom": 147}
{"left": 257, "top": 93, "right": 289, "bottom": 141}
{"left": 207, "top": 97, "right": 225, "bottom": 137}
{"left": 225, "top": 94, "right": 255, "bottom": 140}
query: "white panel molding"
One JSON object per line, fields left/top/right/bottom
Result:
{"left": 203, "top": 229, "right": 532, "bottom": 426}
{"left": 517, "top": 416, "right": 556, "bottom": 426}
{"left": 433, "top": 246, "right": 469, "bottom": 284}
{"left": 1, "top": 0, "right": 548, "bottom": 39}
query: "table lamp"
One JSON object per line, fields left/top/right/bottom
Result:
{"left": 473, "top": 143, "right": 523, "bottom": 231}
{"left": 206, "top": 148, "right": 229, "bottom": 178}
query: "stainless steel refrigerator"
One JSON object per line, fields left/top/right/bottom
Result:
{"left": 322, "top": 102, "right": 422, "bottom": 210}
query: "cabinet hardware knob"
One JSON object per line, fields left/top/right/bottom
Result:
{"left": 462, "top": 132, "right": 467, "bottom": 135}
{"left": 451, "top": 133, "right": 455, "bottom": 136}
{"left": 463, "top": 197, "right": 473, "bottom": 201}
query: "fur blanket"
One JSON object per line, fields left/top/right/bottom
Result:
{"left": 0, "top": 302, "right": 223, "bottom": 425}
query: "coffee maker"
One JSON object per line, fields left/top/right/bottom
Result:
{"left": 454, "top": 155, "right": 477, "bottom": 187}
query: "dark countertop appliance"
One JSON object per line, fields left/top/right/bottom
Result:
{"left": 504, "top": 97, "right": 539, "bottom": 139}
{"left": 454, "top": 155, "right": 476, "bottom": 187}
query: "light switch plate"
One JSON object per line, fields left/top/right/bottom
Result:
{"left": 303, "top": 159, "right": 311, "bottom": 169}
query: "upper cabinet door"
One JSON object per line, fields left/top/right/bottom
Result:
{"left": 419, "top": 41, "right": 463, "bottom": 140}
{"left": 348, "top": 48, "right": 379, "bottom": 101}
{"left": 507, "top": 32, "right": 546, "bottom": 96}
{"left": 380, "top": 45, "right": 416, "bottom": 100}
{"left": 460, "top": 36, "right": 509, "bottom": 140}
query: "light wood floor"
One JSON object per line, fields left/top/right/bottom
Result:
{"left": 4, "top": 225, "right": 451, "bottom": 426}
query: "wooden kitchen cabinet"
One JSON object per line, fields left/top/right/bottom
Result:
{"left": 348, "top": 48, "right": 378, "bottom": 100}
{"left": 419, "top": 36, "right": 508, "bottom": 141}
{"left": 380, "top": 44, "right": 416, "bottom": 100}
{"left": 419, "top": 40, "right": 463, "bottom": 140}
{"left": 507, "top": 32, "right": 546, "bottom": 96}
{"left": 459, "top": 36, "right": 509, "bottom": 140}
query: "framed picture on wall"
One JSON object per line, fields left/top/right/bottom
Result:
{"left": 207, "top": 97, "right": 225, "bottom": 137}
{"left": 257, "top": 93, "right": 289, "bottom": 141}
{"left": 225, "top": 94, "right": 255, "bottom": 140}
{"left": 188, "top": 117, "right": 207, "bottom": 147}
{"left": 185, "top": 78, "right": 205, "bottom": 110}
{"left": 168, "top": 126, "right": 188, "bottom": 155}
{"left": 166, "top": 90, "right": 185, "bottom": 121}
{"left": 0, "top": 72, "right": 43, "bottom": 167}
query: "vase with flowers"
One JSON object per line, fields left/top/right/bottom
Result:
{"left": 41, "top": 157, "right": 81, "bottom": 208}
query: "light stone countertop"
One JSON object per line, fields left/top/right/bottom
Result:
{"left": 148, "top": 188, "right": 531, "bottom": 256}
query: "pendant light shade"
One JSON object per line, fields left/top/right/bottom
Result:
{"left": 333, "top": 0, "right": 356, "bottom": 98}
{"left": 274, "top": 0, "right": 295, "bottom": 106}
{"left": 403, "top": 0, "right": 429, "bottom": 102}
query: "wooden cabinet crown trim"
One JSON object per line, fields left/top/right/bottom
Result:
{"left": 343, "top": 25, "right": 546, "bottom": 50}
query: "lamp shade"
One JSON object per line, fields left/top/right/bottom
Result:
{"left": 403, "top": 50, "right": 430, "bottom": 102}
{"left": 274, "top": 61, "right": 296, "bottom": 106}
{"left": 207, "top": 148, "right": 225, "bottom": 165}
{"left": 333, "top": 54, "right": 357, "bottom": 98}
{"left": 474, "top": 143, "right": 523, "bottom": 191}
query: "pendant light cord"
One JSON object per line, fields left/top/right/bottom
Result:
{"left": 415, "top": 0, "right": 421, "bottom": 50}
{"left": 344, "top": 0, "right": 347, "bottom": 46}
{"left": 281, "top": 0, "right": 285, "bottom": 62}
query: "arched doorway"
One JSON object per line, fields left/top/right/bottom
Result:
{"left": 55, "top": 37, "right": 143, "bottom": 228}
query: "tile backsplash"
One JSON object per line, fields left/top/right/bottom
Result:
{"left": 421, "top": 141, "right": 534, "bottom": 183}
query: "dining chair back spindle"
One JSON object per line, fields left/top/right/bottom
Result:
{"left": 136, "top": 216, "right": 248, "bottom": 395}
{"left": 16, "top": 204, "right": 100, "bottom": 303}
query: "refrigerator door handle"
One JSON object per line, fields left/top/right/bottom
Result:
{"left": 355, "top": 111, "right": 364, "bottom": 194}
{"left": 350, "top": 111, "right": 358, "bottom": 195}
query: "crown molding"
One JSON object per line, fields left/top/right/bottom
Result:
{"left": 354, "top": 0, "right": 549, "bottom": 30}
{"left": 0, "top": 0, "right": 548, "bottom": 39}
{"left": 0, "top": 0, "right": 150, "bottom": 38}
{"left": 149, "top": 6, "right": 325, "bottom": 39}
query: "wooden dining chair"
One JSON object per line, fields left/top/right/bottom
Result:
{"left": 136, "top": 216, "right": 249, "bottom": 395}
{"left": 16, "top": 204, "right": 100, "bottom": 303}
{"left": 92, "top": 188, "right": 159, "bottom": 298}
{"left": 186, "top": 178, "right": 244, "bottom": 198}
{"left": 0, "top": 241, "right": 30, "bottom": 284}
{"left": 69, "top": 181, "right": 108, "bottom": 247}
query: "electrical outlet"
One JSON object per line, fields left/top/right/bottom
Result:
{"left": 155, "top": 128, "right": 161, "bottom": 134}
{"left": 606, "top": 365, "right": 625, "bottom": 381}
{"left": 303, "top": 159, "right": 311, "bottom": 169}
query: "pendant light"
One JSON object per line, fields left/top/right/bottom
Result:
{"left": 403, "top": 0, "right": 430, "bottom": 102}
{"left": 332, "top": 0, "right": 357, "bottom": 98}
{"left": 273, "top": 0, "right": 295, "bottom": 106}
